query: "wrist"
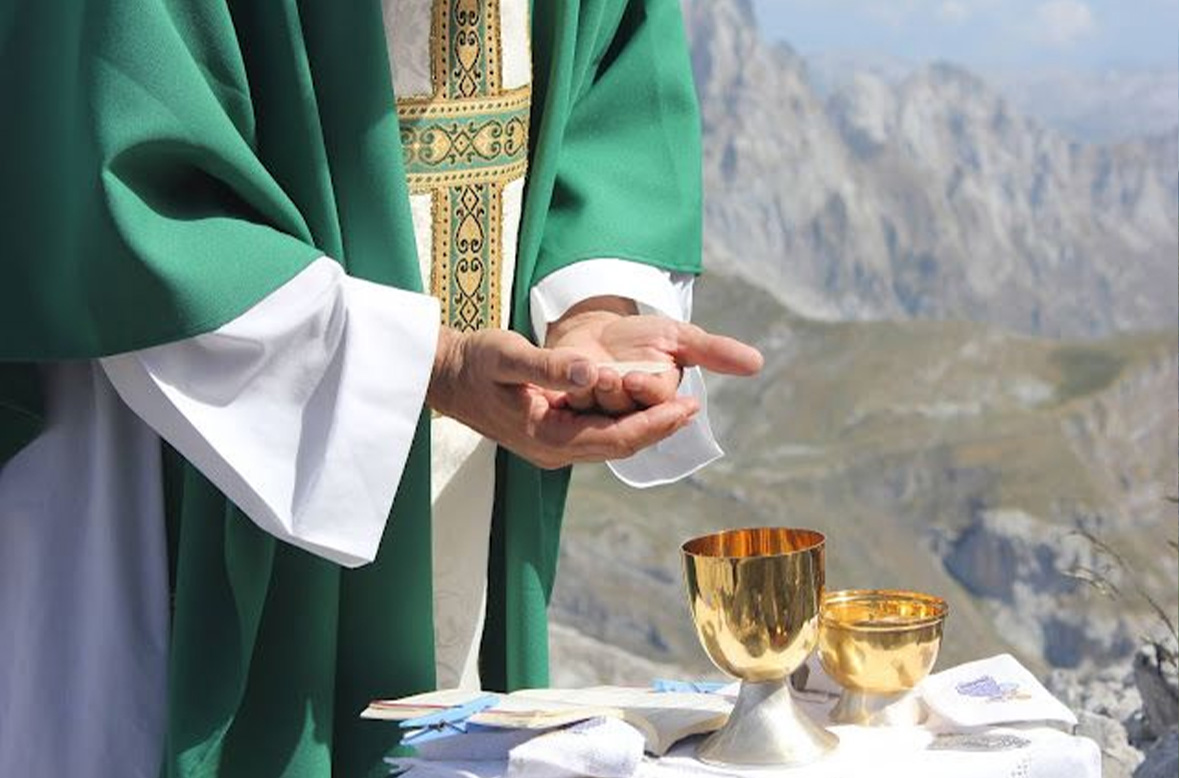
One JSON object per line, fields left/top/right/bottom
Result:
{"left": 427, "top": 325, "right": 464, "bottom": 414}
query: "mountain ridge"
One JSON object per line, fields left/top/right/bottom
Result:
{"left": 683, "top": 0, "right": 1178, "bottom": 339}
{"left": 552, "top": 268, "right": 1178, "bottom": 679}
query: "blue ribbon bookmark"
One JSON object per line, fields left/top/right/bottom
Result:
{"left": 399, "top": 694, "right": 500, "bottom": 744}
{"left": 651, "top": 679, "right": 727, "bottom": 694}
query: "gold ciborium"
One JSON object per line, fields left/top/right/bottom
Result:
{"left": 818, "top": 589, "right": 948, "bottom": 725}
{"left": 681, "top": 527, "right": 838, "bottom": 766}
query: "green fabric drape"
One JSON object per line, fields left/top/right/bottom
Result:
{"left": 483, "top": 0, "right": 703, "bottom": 694}
{"left": 0, "top": 0, "right": 702, "bottom": 774}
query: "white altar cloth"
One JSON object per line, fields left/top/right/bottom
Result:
{"left": 392, "top": 720, "right": 1099, "bottom": 778}
{"left": 647, "top": 724, "right": 1099, "bottom": 778}
{"left": 387, "top": 654, "right": 1102, "bottom": 778}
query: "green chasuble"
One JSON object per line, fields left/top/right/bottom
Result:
{"left": 0, "top": 0, "right": 701, "bottom": 775}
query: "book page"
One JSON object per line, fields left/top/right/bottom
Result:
{"left": 513, "top": 687, "right": 731, "bottom": 755}
{"left": 362, "top": 685, "right": 732, "bottom": 756}
{"left": 361, "top": 689, "right": 619, "bottom": 731}
{"left": 362, "top": 689, "right": 492, "bottom": 720}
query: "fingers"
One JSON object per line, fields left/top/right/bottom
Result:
{"left": 560, "top": 367, "right": 662, "bottom": 415}
{"left": 526, "top": 396, "right": 701, "bottom": 468}
{"left": 484, "top": 334, "right": 597, "bottom": 391}
{"left": 621, "top": 370, "right": 681, "bottom": 407}
{"left": 562, "top": 387, "right": 598, "bottom": 412}
{"left": 671, "top": 325, "right": 764, "bottom": 376}
{"left": 590, "top": 367, "right": 639, "bottom": 415}
{"left": 535, "top": 386, "right": 571, "bottom": 408}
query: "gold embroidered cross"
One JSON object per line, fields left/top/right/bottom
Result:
{"left": 396, "top": 0, "right": 530, "bottom": 333}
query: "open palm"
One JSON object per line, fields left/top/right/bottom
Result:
{"left": 545, "top": 308, "right": 763, "bottom": 415}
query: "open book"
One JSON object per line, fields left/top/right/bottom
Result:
{"left": 362, "top": 685, "right": 732, "bottom": 756}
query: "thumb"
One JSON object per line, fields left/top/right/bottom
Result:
{"left": 488, "top": 335, "right": 598, "bottom": 390}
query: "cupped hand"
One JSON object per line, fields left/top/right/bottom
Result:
{"left": 544, "top": 296, "right": 764, "bottom": 415}
{"left": 426, "top": 326, "right": 701, "bottom": 469}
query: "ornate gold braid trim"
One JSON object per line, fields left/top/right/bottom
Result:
{"left": 403, "top": 0, "right": 528, "bottom": 334}
{"left": 396, "top": 85, "right": 531, "bottom": 119}
{"left": 407, "top": 159, "right": 527, "bottom": 195}
{"left": 430, "top": 187, "right": 453, "bottom": 322}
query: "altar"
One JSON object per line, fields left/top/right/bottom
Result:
{"left": 372, "top": 654, "right": 1102, "bottom": 778}
{"left": 369, "top": 528, "right": 1101, "bottom": 777}
{"left": 389, "top": 725, "right": 1098, "bottom": 778}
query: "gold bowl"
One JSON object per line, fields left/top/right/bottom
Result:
{"left": 818, "top": 589, "right": 948, "bottom": 725}
{"left": 682, "top": 527, "right": 837, "bottom": 766}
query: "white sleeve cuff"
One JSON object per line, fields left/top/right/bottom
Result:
{"left": 529, "top": 258, "right": 723, "bottom": 488}
{"left": 529, "top": 258, "right": 694, "bottom": 344}
{"left": 101, "top": 257, "right": 439, "bottom": 568}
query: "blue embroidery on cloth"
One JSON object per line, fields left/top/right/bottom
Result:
{"left": 955, "top": 675, "right": 1025, "bottom": 702}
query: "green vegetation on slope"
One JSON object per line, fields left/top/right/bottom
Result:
{"left": 552, "top": 269, "right": 1178, "bottom": 679}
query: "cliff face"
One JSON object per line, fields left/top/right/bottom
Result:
{"left": 553, "top": 271, "right": 1179, "bottom": 680}
{"left": 551, "top": 271, "right": 1178, "bottom": 773}
{"left": 551, "top": 4, "right": 1176, "bottom": 773}
{"left": 682, "top": 0, "right": 1178, "bottom": 338}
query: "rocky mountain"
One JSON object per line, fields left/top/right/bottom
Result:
{"left": 682, "top": 0, "right": 1178, "bottom": 339}
{"left": 552, "top": 269, "right": 1178, "bottom": 676}
{"left": 550, "top": 269, "right": 1178, "bottom": 774}
{"left": 990, "top": 67, "right": 1179, "bottom": 145}
{"left": 549, "top": 4, "right": 1177, "bottom": 774}
{"left": 808, "top": 54, "right": 1179, "bottom": 145}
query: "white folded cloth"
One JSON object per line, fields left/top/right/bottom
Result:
{"left": 921, "top": 654, "right": 1078, "bottom": 729}
{"left": 506, "top": 717, "right": 644, "bottom": 778}
{"left": 391, "top": 760, "right": 505, "bottom": 778}
{"left": 394, "top": 717, "right": 645, "bottom": 778}
{"left": 411, "top": 728, "right": 546, "bottom": 762}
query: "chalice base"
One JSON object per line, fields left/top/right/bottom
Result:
{"left": 829, "top": 688, "right": 925, "bottom": 726}
{"left": 697, "top": 678, "right": 838, "bottom": 767}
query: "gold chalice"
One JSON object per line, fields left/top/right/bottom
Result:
{"left": 681, "top": 527, "right": 838, "bottom": 766}
{"left": 818, "top": 589, "right": 948, "bottom": 725}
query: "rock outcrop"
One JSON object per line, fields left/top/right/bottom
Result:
{"left": 551, "top": 3, "right": 1178, "bottom": 773}
{"left": 681, "top": 0, "right": 1178, "bottom": 338}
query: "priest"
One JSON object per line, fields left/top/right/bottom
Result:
{"left": 0, "top": 0, "right": 762, "bottom": 775}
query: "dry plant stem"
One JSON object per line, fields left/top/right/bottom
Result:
{"left": 1069, "top": 525, "right": 1179, "bottom": 666}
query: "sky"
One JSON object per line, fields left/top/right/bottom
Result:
{"left": 751, "top": 0, "right": 1179, "bottom": 71}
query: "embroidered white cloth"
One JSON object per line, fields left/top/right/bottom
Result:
{"left": 389, "top": 656, "right": 1100, "bottom": 778}
{"left": 506, "top": 717, "right": 645, "bottom": 778}
{"left": 647, "top": 723, "right": 1099, "bottom": 778}
{"left": 392, "top": 723, "right": 1099, "bottom": 778}
{"left": 921, "top": 653, "right": 1079, "bottom": 729}
{"left": 392, "top": 718, "right": 643, "bottom": 778}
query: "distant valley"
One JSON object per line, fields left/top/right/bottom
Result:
{"left": 552, "top": 270, "right": 1178, "bottom": 684}
{"left": 549, "top": 0, "right": 1178, "bottom": 697}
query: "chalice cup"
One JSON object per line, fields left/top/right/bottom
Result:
{"left": 681, "top": 527, "right": 838, "bottom": 766}
{"left": 818, "top": 589, "right": 948, "bottom": 725}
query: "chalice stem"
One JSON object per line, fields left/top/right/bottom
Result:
{"left": 697, "top": 678, "right": 838, "bottom": 767}
{"left": 830, "top": 689, "right": 922, "bottom": 725}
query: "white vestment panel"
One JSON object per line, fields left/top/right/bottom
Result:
{"left": 385, "top": 0, "right": 536, "bottom": 688}
{"left": 0, "top": 364, "right": 169, "bottom": 778}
